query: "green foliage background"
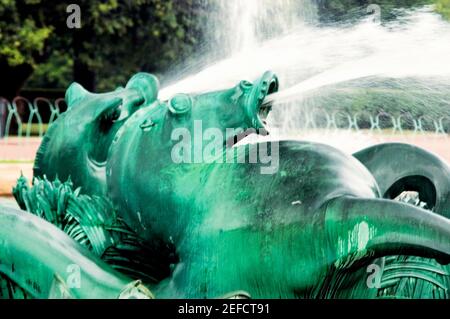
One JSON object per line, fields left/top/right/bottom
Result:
{"left": 0, "top": 0, "right": 449, "bottom": 92}
{"left": 0, "top": 0, "right": 210, "bottom": 91}
{"left": 436, "top": 0, "right": 450, "bottom": 18}
{"left": 317, "top": 0, "right": 450, "bottom": 21}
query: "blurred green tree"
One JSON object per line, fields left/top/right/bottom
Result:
{"left": 315, "top": 0, "right": 450, "bottom": 23}
{"left": 0, "top": 0, "right": 208, "bottom": 97}
{"left": 1, "top": 0, "right": 449, "bottom": 98}
{"left": 436, "top": 0, "right": 450, "bottom": 19}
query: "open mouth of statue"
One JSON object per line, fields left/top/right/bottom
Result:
{"left": 243, "top": 71, "right": 278, "bottom": 129}
{"left": 258, "top": 78, "right": 279, "bottom": 126}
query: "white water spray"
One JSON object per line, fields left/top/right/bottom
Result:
{"left": 160, "top": 2, "right": 450, "bottom": 153}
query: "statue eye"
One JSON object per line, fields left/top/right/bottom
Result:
{"left": 98, "top": 98, "right": 123, "bottom": 131}
{"left": 168, "top": 93, "right": 192, "bottom": 115}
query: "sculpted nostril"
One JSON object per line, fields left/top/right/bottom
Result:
{"left": 168, "top": 93, "right": 192, "bottom": 115}
{"left": 126, "top": 73, "right": 160, "bottom": 105}
{"left": 239, "top": 80, "right": 253, "bottom": 92}
{"left": 268, "top": 79, "right": 278, "bottom": 95}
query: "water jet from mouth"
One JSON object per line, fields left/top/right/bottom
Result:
{"left": 160, "top": 2, "right": 450, "bottom": 152}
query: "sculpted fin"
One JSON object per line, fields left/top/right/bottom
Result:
{"left": 325, "top": 196, "right": 450, "bottom": 266}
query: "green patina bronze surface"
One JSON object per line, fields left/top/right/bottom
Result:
{"left": 2, "top": 71, "right": 450, "bottom": 298}
{"left": 0, "top": 204, "right": 154, "bottom": 299}
{"left": 33, "top": 73, "right": 160, "bottom": 195}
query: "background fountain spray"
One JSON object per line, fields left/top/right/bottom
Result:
{"left": 160, "top": 2, "right": 450, "bottom": 154}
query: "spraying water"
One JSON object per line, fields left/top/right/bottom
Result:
{"left": 209, "top": 0, "right": 318, "bottom": 53}
{"left": 160, "top": 2, "right": 450, "bottom": 152}
{"left": 160, "top": 0, "right": 318, "bottom": 98}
